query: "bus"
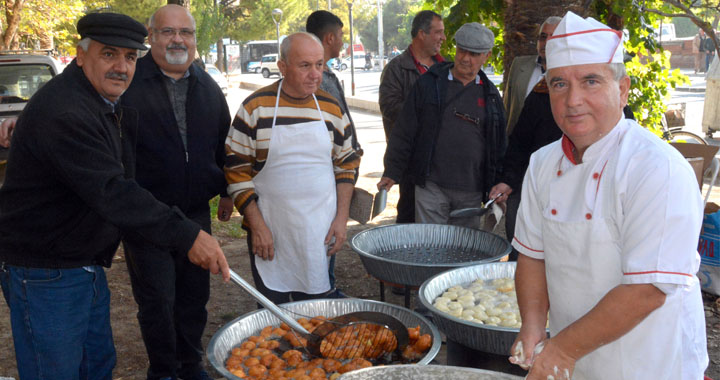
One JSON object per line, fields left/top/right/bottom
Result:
{"left": 241, "top": 40, "right": 279, "bottom": 73}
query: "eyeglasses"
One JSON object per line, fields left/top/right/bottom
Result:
{"left": 155, "top": 27, "right": 195, "bottom": 39}
{"left": 454, "top": 108, "right": 480, "bottom": 125}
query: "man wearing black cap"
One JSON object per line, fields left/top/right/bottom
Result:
{"left": 378, "top": 22, "right": 506, "bottom": 230}
{"left": 0, "top": 12, "right": 229, "bottom": 380}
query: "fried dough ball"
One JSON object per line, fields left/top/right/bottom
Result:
{"left": 350, "top": 358, "right": 372, "bottom": 369}
{"left": 329, "top": 373, "right": 341, "bottom": 380}
{"left": 230, "top": 368, "right": 246, "bottom": 378}
{"left": 269, "top": 357, "right": 287, "bottom": 370}
{"left": 337, "top": 363, "right": 358, "bottom": 374}
{"left": 241, "top": 341, "right": 256, "bottom": 350}
{"left": 247, "top": 364, "right": 268, "bottom": 378}
{"left": 248, "top": 335, "right": 265, "bottom": 344}
{"left": 414, "top": 334, "right": 432, "bottom": 352}
{"left": 322, "top": 358, "right": 342, "bottom": 372}
{"left": 272, "top": 327, "right": 287, "bottom": 337}
{"left": 308, "top": 367, "right": 327, "bottom": 378}
{"left": 268, "top": 368, "right": 287, "bottom": 378}
{"left": 297, "top": 375, "right": 312, "bottom": 380}
{"left": 407, "top": 325, "right": 420, "bottom": 343}
{"left": 250, "top": 347, "right": 271, "bottom": 357}
{"left": 226, "top": 355, "right": 243, "bottom": 369}
{"left": 285, "top": 368, "right": 307, "bottom": 378}
{"left": 260, "top": 353, "right": 278, "bottom": 367}
{"left": 244, "top": 357, "right": 260, "bottom": 367}
{"left": 280, "top": 322, "right": 291, "bottom": 331}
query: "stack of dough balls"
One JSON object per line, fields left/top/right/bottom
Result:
{"left": 433, "top": 277, "right": 521, "bottom": 328}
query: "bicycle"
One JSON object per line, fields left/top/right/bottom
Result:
{"left": 660, "top": 109, "right": 707, "bottom": 145}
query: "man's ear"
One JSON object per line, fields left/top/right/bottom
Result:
{"left": 278, "top": 59, "right": 287, "bottom": 76}
{"left": 76, "top": 46, "right": 86, "bottom": 67}
{"left": 323, "top": 33, "right": 333, "bottom": 48}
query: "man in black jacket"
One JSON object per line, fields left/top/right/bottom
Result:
{"left": 120, "top": 5, "right": 232, "bottom": 380}
{"left": 378, "top": 22, "right": 506, "bottom": 228}
{"left": 0, "top": 13, "right": 229, "bottom": 380}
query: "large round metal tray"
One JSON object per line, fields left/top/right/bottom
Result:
{"left": 338, "top": 364, "right": 523, "bottom": 379}
{"left": 418, "top": 262, "right": 547, "bottom": 355}
{"left": 207, "top": 298, "right": 442, "bottom": 380}
{"left": 350, "top": 224, "right": 511, "bottom": 287}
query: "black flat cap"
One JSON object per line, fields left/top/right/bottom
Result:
{"left": 77, "top": 12, "right": 148, "bottom": 51}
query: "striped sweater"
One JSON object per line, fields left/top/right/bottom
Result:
{"left": 225, "top": 80, "right": 361, "bottom": 213}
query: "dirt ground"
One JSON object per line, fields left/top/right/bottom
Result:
{"left": 2, "top": 183, "right": 720, "bottom": 379}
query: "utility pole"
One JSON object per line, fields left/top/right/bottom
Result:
{"left": 377, "top": 0, "right": 384, "bottom": 71}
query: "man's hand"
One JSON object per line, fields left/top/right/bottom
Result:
{"left": 489, "top": 182, "right": 512, "bottom": 204}
{"left": 377, "top": 176, "right": 396, "bottom": 192}
{"left": 216, "top": 196, "right": 233, "bottom": 221}
{"left": 509, "top": 324, "right": 547, "bottom": 370}
{"left": 523, "top": 338, "right": 575, "bottom": 380}
{"left": 0, "top": 117, "right": 17, "bottom": 148}
{"left": 325, "top": 217, "right": 347, "bottom": 255}
{"left": 244, "top": 200, "right": 275, "bottom": 261}
{"left": 187, "top": 230, "right": 230, "bottom": 281}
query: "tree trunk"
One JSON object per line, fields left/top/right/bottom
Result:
{"left": 502, "top": 0, "right": 587, "bottom": 82}
{"left": 2, "top": 0, "right": 26, "bottom": 50}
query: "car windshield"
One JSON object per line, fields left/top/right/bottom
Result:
{"left": 207, "top": 66, "right": 220, "bottom": 75}
{"left": 0, "top": 63, "right": 54, "bottom": 104}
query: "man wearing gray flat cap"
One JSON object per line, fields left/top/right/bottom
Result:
{"left": 378, "top": 22, "right": 506, "bottom": 229}
{"left": 0, "top": 12, "right": 229, "bottom": 379}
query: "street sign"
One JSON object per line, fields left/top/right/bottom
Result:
{"left": 222, "top": 38, "right": 231, "bottom": 45}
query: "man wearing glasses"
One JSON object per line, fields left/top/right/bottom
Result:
{"left": 120, "top": 5, "right": 232, "bottom": 380}
{"left": 378, "top": 22, "right": 506, "bottom": 229}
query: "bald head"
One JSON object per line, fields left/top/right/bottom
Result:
{"left": 148, "top": 4, "right": 197, "bottom": 77}
{"left": 278, "top": 32, "right": 324, "bottom": 99}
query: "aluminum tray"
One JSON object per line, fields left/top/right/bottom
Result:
{"left": 350, "top": 224, "right": 510, "bottom": 287}
{"left": 207, "top": 298, "right": 442, "bottom": 380}
{"left": 338, "top": 364, "right": 523, "bottom": 380}
{"left": 419, "top": 262, "right": 546, "bottom": 355}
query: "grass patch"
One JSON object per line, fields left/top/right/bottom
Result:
{"left": 209, "top": 196, "right": 247, "bottom": 239}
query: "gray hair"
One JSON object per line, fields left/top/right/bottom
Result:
{"left": 608, "top": 62, "right": 627, "bottom": 81}
{"left": 280, "top": 32, "right": 322, "bottom": 62}
{"left": 539, "top": 16, "right": 562, "bottom": 34}
{"left": 77, "top": 37, "right": 92, "bottom": 52}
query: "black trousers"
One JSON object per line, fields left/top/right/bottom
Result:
{"left": 396, "top": 178, "right": 416, "bottom": 223}
{"left": 246, "top": 231, "right": 332, "bottom": 306}
{"left": 504, "top": 192, "right": 521, "bottom": 261}
{"left": 124, "top": 212, "right": 211, "bottom": 380}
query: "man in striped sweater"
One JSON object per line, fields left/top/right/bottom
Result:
{"left": 224, "top": 32, "right": 360, "bottom": 303}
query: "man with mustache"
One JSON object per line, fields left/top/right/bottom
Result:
{"left": 0, "top": 12, "right": 229, "bottom": 380}
{"left": 225, "top": 32, "right": 360, "bottom": 304}
{"left": 378, "top": 22, "right": 506, "bottom": 229}
{"left": 119, "top": 5, "right": 232, "bottom": 380}
{"left": 378, "top": 10, "right": 445, "bottom": 225}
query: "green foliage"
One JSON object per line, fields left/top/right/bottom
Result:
{"left": 674, "top": 16, "right": 698, "bottom": 38}
{"left": 429, "top": 0, "right": 692, "bottom": 132}
{"left": 209, "top": 196, "right": 246, "bottom": 239}
{"left": 593, "top": 0, "right": 689, "bottom": 134}
{"left": 192, "top": 0, "right": 227, "bottom": 56}
{"left": 107, "top": 0, "right": 163, "bottom": 24}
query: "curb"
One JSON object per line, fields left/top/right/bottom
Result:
{"left": 238, "top": 81, "right": 382, "bottom": 115}
{"left": 675, "top": 86, "right": 706, "bottom": 93}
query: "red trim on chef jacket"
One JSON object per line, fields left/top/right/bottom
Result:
{"left": 624, "top": 270, "right": 693, "bottom": 278}
{"left": 513, "top": 237, "right": 544, "bottom": 253}
{"left": 561, "top": 135, "right": 578, "bottom": 165}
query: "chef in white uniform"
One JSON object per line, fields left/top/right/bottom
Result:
{"left": 225, "top": 33, "right": 360, "bottom": 303}
{"left": 509, "top": 12, "right": 708, "bottom": 380}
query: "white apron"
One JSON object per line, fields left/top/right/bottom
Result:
{"left": 541, "top": 142, "right": 703, "bottom": 379}
{"left": 252, "top": 80, "right": 336, "bottom": 294}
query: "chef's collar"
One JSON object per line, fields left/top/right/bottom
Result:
{"left": 561, "top": 116, "right": 628, "bottom": 165}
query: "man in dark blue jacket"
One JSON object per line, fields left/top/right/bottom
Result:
{"left": 378, "top": 22, "right": 506, "bottom": 229}
{"left": 120, "top": 5, "right": 232, "bottom": 380}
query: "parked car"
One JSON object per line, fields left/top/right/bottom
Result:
{"left": 206, "top": 65, "right": 228, "bottom": 96}
{"left": 0, "top": 51, "right": 63, "bottom": 184}
{"left": 260, "top": 54, "right": 280, "bottom": 78}
{"left": 337, "top": 53, "right": 371, "bottom": 71}
{"left": 246, "top": 61, "right": 261, "bottom": 73}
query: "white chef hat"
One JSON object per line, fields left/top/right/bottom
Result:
{"left": 546, "top": 11, "right": 623, "bottom": 71}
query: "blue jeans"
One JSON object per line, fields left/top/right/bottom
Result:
{"left": 0, "top": 264, "right": 116, "bottom": 380}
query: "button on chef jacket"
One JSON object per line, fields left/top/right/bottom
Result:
{"left": 513, "top": 117, "right": 708, "bottom": 379}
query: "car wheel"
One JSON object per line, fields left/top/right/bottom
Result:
{"left": 341, "top": 63, "right": 347, "bottom": 71}
{"left": 262, "top": 68, "right": 270, "bottom": 78}
{"left": 254, "top": 68, "right": 260, "bottom": 73}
